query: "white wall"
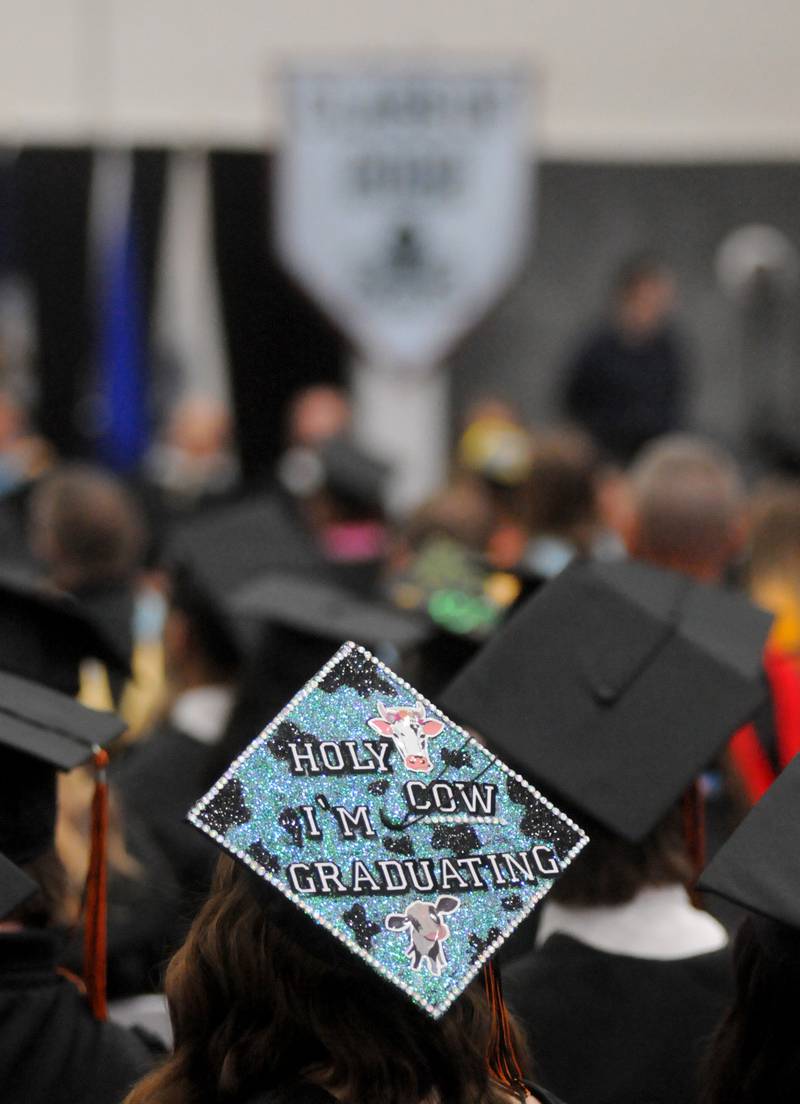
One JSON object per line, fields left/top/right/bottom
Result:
{"left": 2, "top": 0, "right": 799, "bottom": 158}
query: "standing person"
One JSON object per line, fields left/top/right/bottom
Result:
{"left": 124, "top": 642, "right": 590, "bottom": 1104}
{"left": 562, "top": 255, "right": 688, "bottom": 462}
{"left": 0, "top": 672, "right": 159, "bottom": 1104}
{"left": 698, "top": 751, "right": 800, "bottom": 1104}
{"left": 440, "top": 558, "right": 772, "bottom": 1104}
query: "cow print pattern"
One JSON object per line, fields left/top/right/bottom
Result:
{"left": 468, "top": 926, "right": 503, "bottom": 964}
{"left": 247, "top": 841, "right": 281, "bottom": 874}
{"left": 506, "top": 776, "right": 547, "bottom": 838}
{"left": 431, "top": 824, "right": 482, "bottom": 856}
{"left": 318, "top": 650, "right": 398, "bottom": 699}
{"left": 501, "top": 893, "right": 523, "bottom": 912}
{"left": 278, "top": 807, "right": 303, "bottom": 848}
{"left": 197, "top": 778, "right": 252, "bottom": 835}
{"left": 267, "top": 720, "right": 321, "bottom": 763}
{"left": 343, "top": 904, "right": 382, "bottom": 951}
{"left": 383, "top": 833, "right": 415, "bottom": 856}
{"left": 441, "top": 746, "right": 474, "bottom": 769}
{"left": 367, "top": 778, "right": 390, "bottom": 796}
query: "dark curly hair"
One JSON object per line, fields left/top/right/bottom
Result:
{"left": 125, "top": 854, "right": 530, "bottom": 1104}
{"left": 700, "top": 915, "right": 800, "bottom": 1104}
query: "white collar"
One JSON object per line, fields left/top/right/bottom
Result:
{"left": 170, "top": 685, "right": 234, "bottom": 746}
{"left": 536, "top": 884, "right": 728, "bottom": 960}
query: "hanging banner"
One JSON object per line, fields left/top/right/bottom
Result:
{"left": 275, "top": 65, "right": 533, "bottom": 372}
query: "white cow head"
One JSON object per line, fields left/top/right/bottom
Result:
{"left": 385, "top": 896, "right": 460, "bottom": 975}
{"left": 367, "top": 701, "right": 444, "bottom": 773}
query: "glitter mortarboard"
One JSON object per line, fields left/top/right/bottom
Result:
{"left": 189, "top": 642, "right": 587, "bottom": 1018}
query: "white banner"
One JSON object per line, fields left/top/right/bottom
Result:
{"left": 276, "top": 66, "right": 533, "bottom": 372}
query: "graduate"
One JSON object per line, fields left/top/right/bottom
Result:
{"left": 698, "top": 751, "right": 800, "bottom": 1104}
{"left": 440, "top": 557, "right": 772, "bottom": 1104}
{"left": 124, "top": 641, "right": 589, "bottom": 1104}
{"left": 0, "top": 569, "right": 178, "bottom": 999}
{"left": 0, "top": 671, "right": 159, "bottom": 1104}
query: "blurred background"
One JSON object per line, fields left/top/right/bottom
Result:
{"left": 0, "top": 0, "right": 799, "bottom": 1037}
{"left": 0, "top": 0, "right": 798, "bottom": 492}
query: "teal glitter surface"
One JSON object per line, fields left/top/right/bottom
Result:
{"left": 189, "top": 642, "right": 588, "bottom": 1017}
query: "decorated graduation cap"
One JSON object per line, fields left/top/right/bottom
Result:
{"left": 0, "top": 669, "right": 125, "bottom": 1017}
{"left": 231, "top": 573, "right": 431, "bottom": 665}
{"left": 190, "top": 641, "right": 587, "bottom": 1028}
{"left": 0, "top": 568, "right": 130, "bottom": 696}
{"left": 699, "top": 751, "right": 800, "bottom": 930}
{"left": 0, "top": 853, "right": 37, "bottom": 919}
{"left": 440, "top": 558, "right": 772, "bottom": 843}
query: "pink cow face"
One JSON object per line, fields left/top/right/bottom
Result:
{"left": 367, "top": 702, "right": 444, "bottom": 773}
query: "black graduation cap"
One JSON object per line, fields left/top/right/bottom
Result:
{"left": 317, "top": 437, "right": 390, "bottom": 514}
{"left": 0, "top": 853, "right": 37, "bottom": 919}
{"left": 699, "top": 751, "right": 800, "bottom": 929}
{"left": 166, "top": 492, "right": 326, "bottom": 600}
{"left": 230, "top": 572, "right": 431, "bottom": 662}
{"left": 0, "top": 670, "right": 126, "bottom": 864}
{"left": 440, "top": 559, "right": 773, "bottom": 842}
{"left": 0, "top": 568, "right": 130, "bottom": 696}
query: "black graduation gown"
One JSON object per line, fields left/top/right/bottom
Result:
{"left": 113, "top": 721, "right": 219, "bottom": 922}
{"left": 58, "top": 812, "right": 182, "bottom": 998}
{"left": 504, "top": 934, "right": 732, "bottom": 1104}
{"left": 0, "top": 930, "right": 159, "bottom": 1104}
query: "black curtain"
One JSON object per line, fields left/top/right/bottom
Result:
{"left": 15, "top": 147, "right": 166, "bottom": 460}
{"left": 210, "top": 150, "right": 345, "bottom": 484}
{"left": 17, "top": 148, "right": 93, "bottom": 456}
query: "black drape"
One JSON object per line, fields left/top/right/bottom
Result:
{"left": 210, "top": 151, "right": 345, "bottom": 484}
{"left": 16, "top": 147, "right": 166, "bottom": 460}
{"left": 17, "top": 148, "right": 93, "bottom": 456}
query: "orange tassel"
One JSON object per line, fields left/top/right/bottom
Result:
{"left": 682, "top": 780, "right": 706, "bottom": 909}
{"left": 483, "top": 961, "right": 526, "bottom": 1099}
{"left": 83, "top": 746, "right": 109, "bottom": 1020}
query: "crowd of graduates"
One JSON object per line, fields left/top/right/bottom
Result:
{"left": 1, "top": 322, "right": 800, "bottom": 1104}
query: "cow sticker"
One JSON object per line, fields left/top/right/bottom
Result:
{"left": 385, "top": 896, "right": 459, "bottom": 975}
{"left": 367, "top": 701, "right": 444, "bottom": 773}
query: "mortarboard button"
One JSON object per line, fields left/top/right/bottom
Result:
{"left": 189, "top": 642, "right": 588, "bottom": 1018}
